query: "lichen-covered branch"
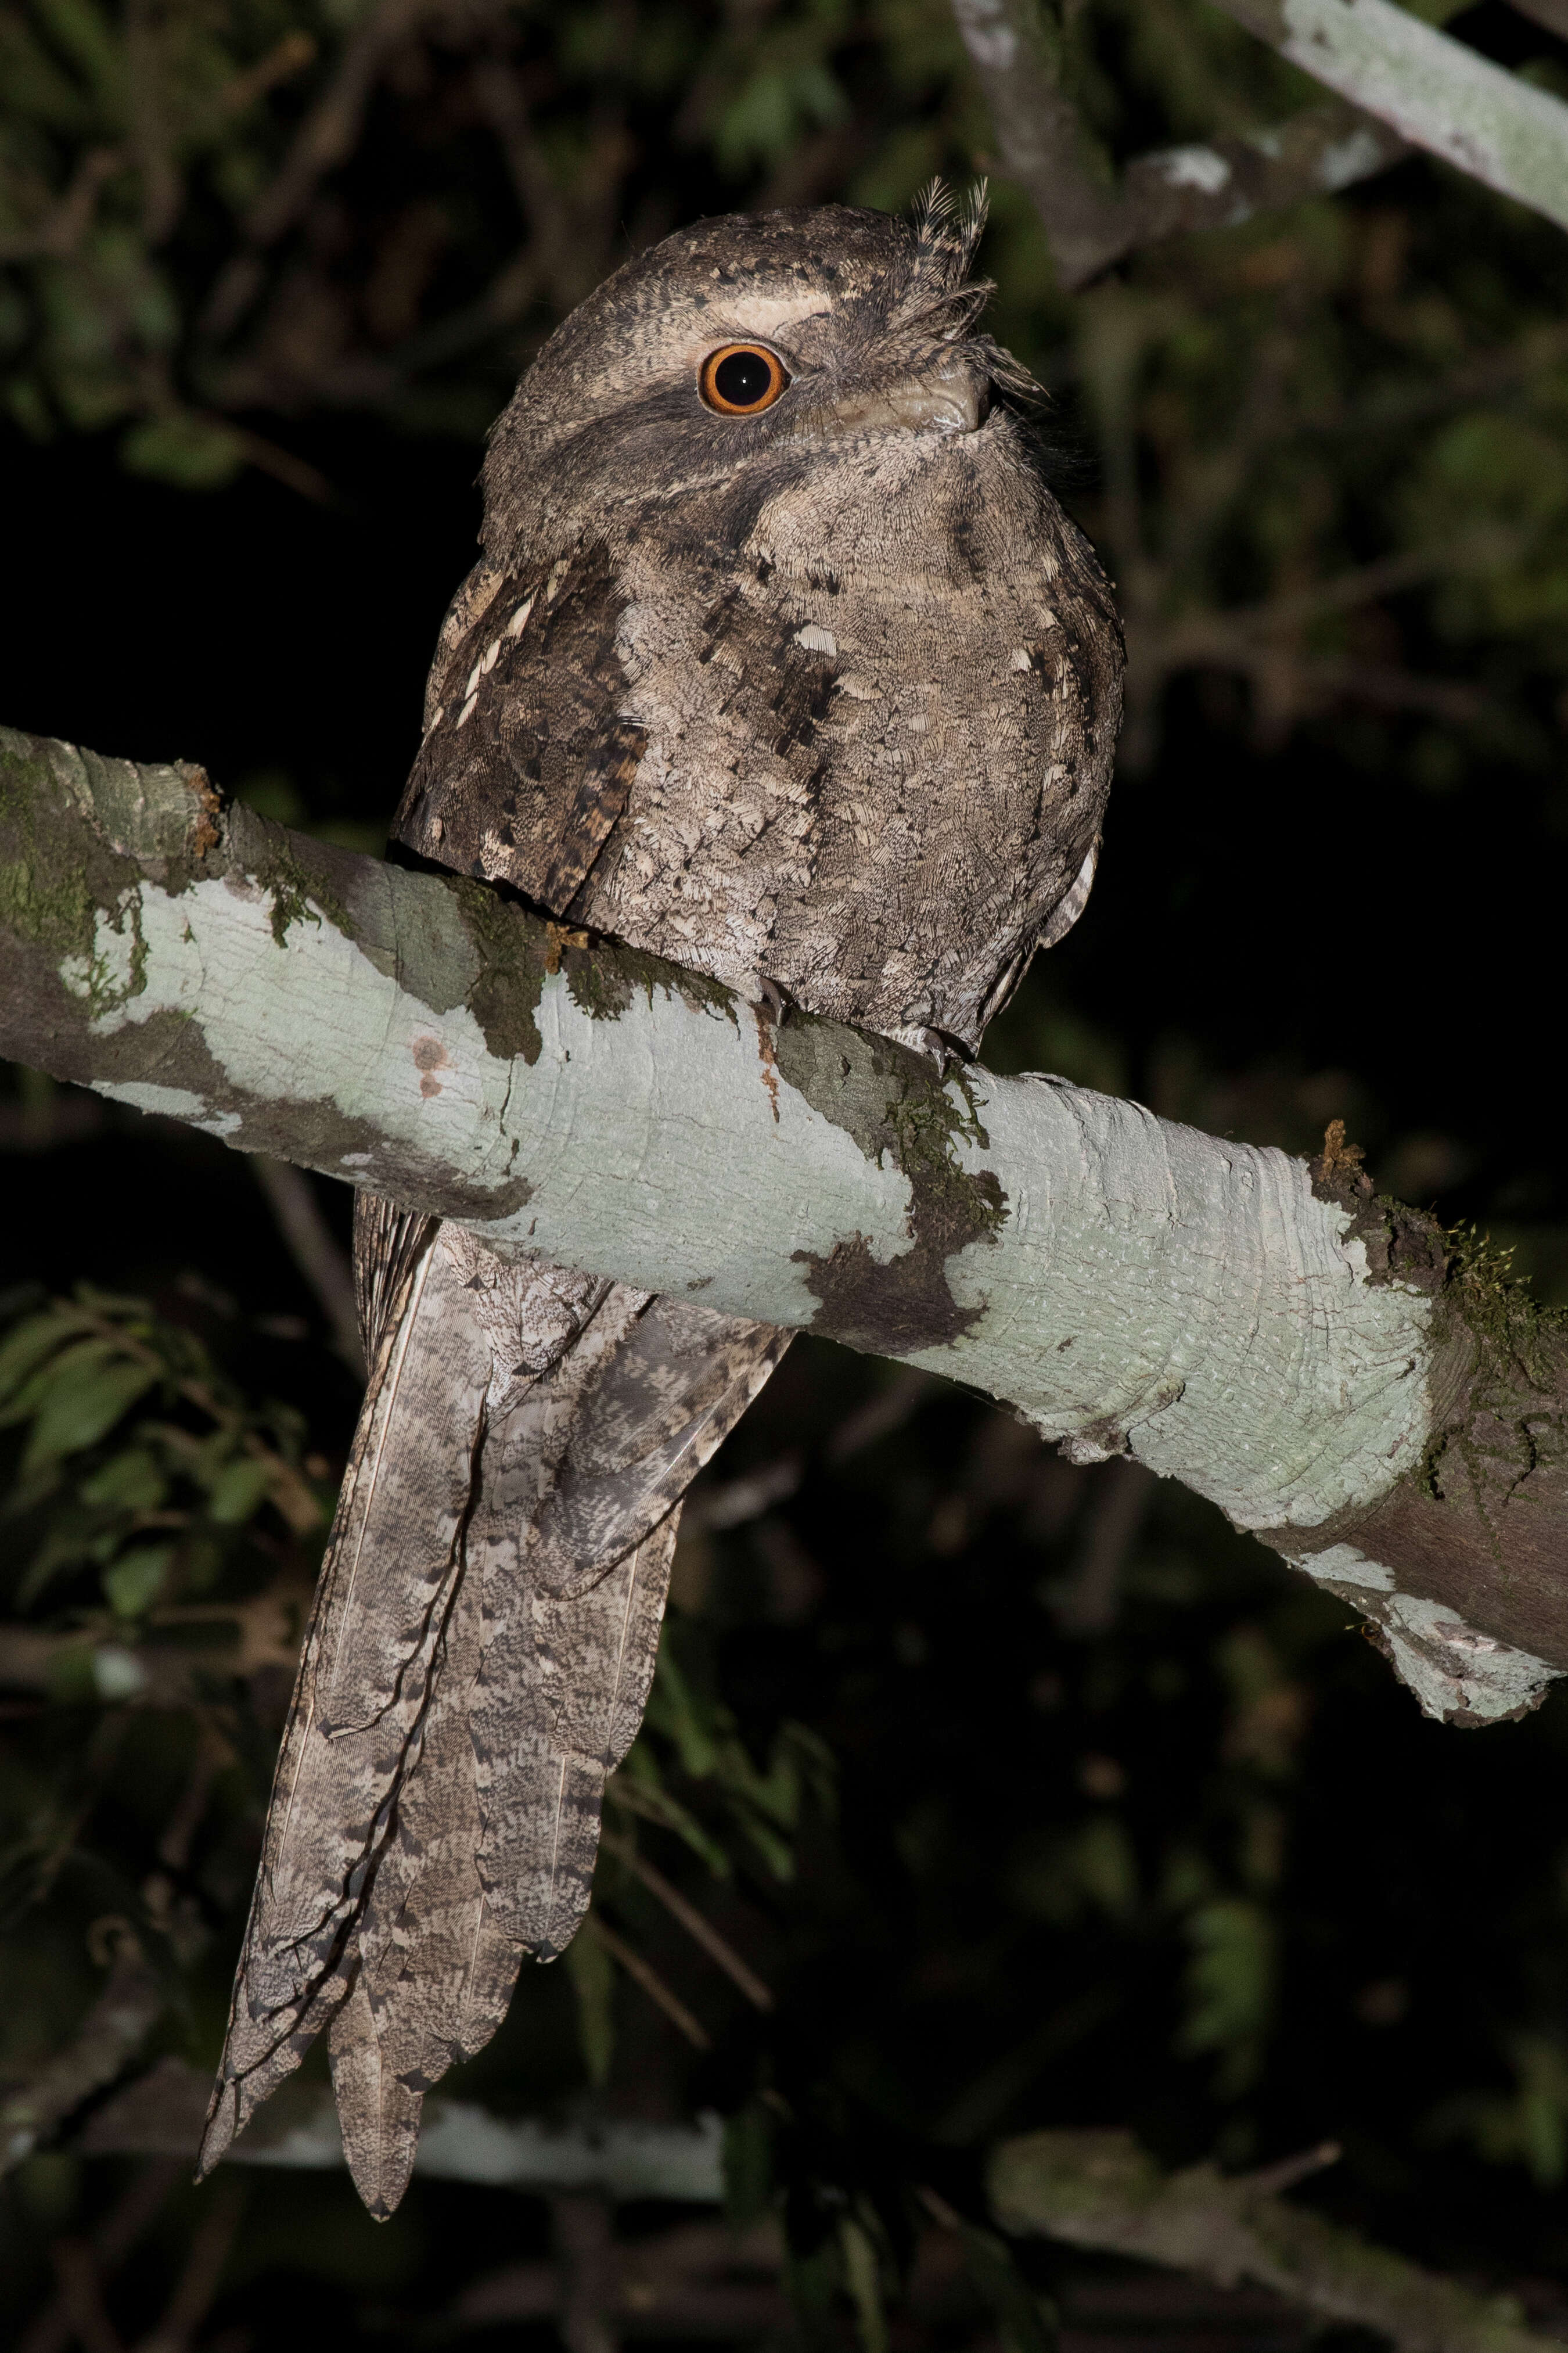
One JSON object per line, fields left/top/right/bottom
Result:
{"left": 950, "top": 0, "right": 1409, "bottom": 287}
{"left": 1209, "top": 0, "right": 1568, "bottom": 233}
{"left": 990, "top": 2131, "right": 1555, "bottom": 2353}
{"left": 5, "top": 724, "right": 1568, "bottom": 1728}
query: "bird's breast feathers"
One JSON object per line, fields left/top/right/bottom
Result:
{"left": 398, "top": 426, "right": 1118, "bottom": 1048}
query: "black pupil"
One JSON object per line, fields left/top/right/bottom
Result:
{"left": 714, "top": 349, "right": 774, "bottom": 408}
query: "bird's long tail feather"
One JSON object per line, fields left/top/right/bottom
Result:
{"left": 200, "top": 1199, "right": 786, "bottom": 2215}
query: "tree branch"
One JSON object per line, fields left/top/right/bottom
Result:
{"left": 991, "top": 2129, "right": 1558, "bottom": 2353}
{"left": 5, "top": 725, "right": 1568, "bottom": 1729}
{"left": 1208, "top": 0, "right": 1568, "bottom": 235}
{"left": 1510, "top": 0, "right": 1568, "bottom": 44}
{"left": 80, "top": 2055, "right": 726, "bottom": 2198}
{"left": 950, "top": 0, "right": 1410, "bottom": 286}
{"left": 1, "top": 1926, "right": 164, "bottom": 2175}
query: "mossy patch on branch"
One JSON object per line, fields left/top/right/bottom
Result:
{"left": 224, "top": 804, "right": 355, "bottom": 951}
{"left": 775, "top": 1011, "right": 1008, "bottom": 1354}
{"left": 0, "top": 731, "right": 143, "bottom": 982}
{"left": 559, "top": 931, "right": 740, "bottom": 1029}
{"left": 1308, "top": 1120, "right": 1447, "bottom": 1296}
{"left": 449, "top": 876, "right": 548, "bottom": 1067}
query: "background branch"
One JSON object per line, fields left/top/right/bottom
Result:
{"left": 950, "top": 0, "right": 1410, "bottom": 285}
{"left": 991, "top": 2129, "right": 1558, "bottom": 2353}
{"left": 1209, "top": 0, "right": 1568, "bottom": 233}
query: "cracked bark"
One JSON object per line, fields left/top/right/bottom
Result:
{"left": 3, "top": 723, "right": 1568, "bottom": 1729}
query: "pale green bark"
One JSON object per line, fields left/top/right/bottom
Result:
{"left": 1211, "top": 0, "right": 1568, "bottom": 232}
{"left": 4, "top": 724, "right": 1565, "bottom": 1725}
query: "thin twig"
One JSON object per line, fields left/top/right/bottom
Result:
{"left": 1051, "top": 1458, "right": 1155, "bottom": 1636}
{"left": 245, "top": 0, "right": 437, "bottom": 248}
{"left": 199, "top": 0, "right": 441, "bottom": 345}
{"left": 0, "top": 149, "right": 125, "bottom": 265}
{"left": 251, "top": 1157, "right": 364, "bottom": 1374}
{"left": 600, "top": 1832, "right": 774, "bottom": 2011}
{"left": 1239, "top": 2141, "right": 1343, "bottom": 2199}
{"left": 1511, "top": 0, "right": 1568, "bottom": 37}
{"left": 125, "top": 0, "right": 181, "bottom": 243}
{"left": 215, "top": 30, "right": 318, "bottom": 118}
{"left": 1148, "top": 534, "right": 1523, "bottom": 671}
{"left": 1, "top": 1928, "right": 164, "bottom": 2176}
{"left": 156, "top": 1719, "right": 225, "bottom": 1873}
{"left": 826, "top": 1367, "right": 938, "bottom": 1464}
{"left": 585, "top": 1915, "right": 713, "bottom": 2051}
{"left": 227, "top": 429, "right": 335, "bottom": 507}
{"left": 682, "top": 1451, "right": 801, "bottom": 1534}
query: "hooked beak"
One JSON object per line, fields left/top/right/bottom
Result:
{"left": 819, "top": 352, "right": 989, "bottom": 439}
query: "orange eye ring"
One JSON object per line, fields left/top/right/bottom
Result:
{"left": 699, "top": 343, "right": 790, "bottom": 416}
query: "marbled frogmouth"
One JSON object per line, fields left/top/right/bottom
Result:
{"left": 200, "top": 189, "right": 1123, "bottom": 2214}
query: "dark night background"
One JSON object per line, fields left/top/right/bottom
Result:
{"left": 6, "top": 1, "right": 1568, "bottom": 2347}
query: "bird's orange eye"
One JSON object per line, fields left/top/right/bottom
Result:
{"left": 699, "top": 343, "right": 790, "bottom": 415}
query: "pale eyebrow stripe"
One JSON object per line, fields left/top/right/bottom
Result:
{"left": 699, "top": 294, "right": 832, "bottom": 339}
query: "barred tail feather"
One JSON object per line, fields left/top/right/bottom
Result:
{"left": 203, "top": 1204, "right": 788, "bottom": 2214}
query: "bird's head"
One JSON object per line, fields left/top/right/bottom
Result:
{"left": 480, "top": 185, "right": 1042, "bottom": 561}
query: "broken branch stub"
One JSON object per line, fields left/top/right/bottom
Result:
{"left": 3, "top": 723, "right": 1567, "bottom": 1729}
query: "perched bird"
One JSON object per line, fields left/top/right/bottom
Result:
{"left": 200, "top": 186, "right": 1123, "bottom": 2215}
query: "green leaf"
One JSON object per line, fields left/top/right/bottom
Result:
{"left": 0, "top": 1309, "right": 84, "bottom": 1408}
{"left": 838, "top": 2215, "right": 887, "bottom": 2353}
{"left": 740, "top": 1812, "right": 797, "bottom": 1881}
{"left": 78, "top": 1449, "right": 166, "bottom": 1511}
{"left": 2, "top": 1335, "right": 118, "bottom": 1428}
{"left": 102, "top": 1543, "right": 174, "bottom": 1618}
{"left": 1177, "top": 1896, "right": 1276, "bottom": 2095}
{"left": 20, "top": 1359, "right": 157, "bottom": 1470}
{"left": 121, "top": 412, "right": 246, "bottom": 490}
{"left": 206, "top": 1457, "right": 274, "bottom": 1525}
{"left": 644, "top": 1643, "right": 721, "bottom": 1777}
{"left": 613, "top": 1750, "right": 731, "bottom": 1877}
{"left": 30, "top": 0, "right": 123, "bottom": 102}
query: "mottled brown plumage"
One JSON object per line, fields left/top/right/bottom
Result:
{"left": 201, "top": 186, "right": 1122, "bottom": 2215}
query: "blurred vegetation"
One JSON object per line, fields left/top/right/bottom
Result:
{"left": 9, "top": 0, "right": 1568, "bottom": 2345}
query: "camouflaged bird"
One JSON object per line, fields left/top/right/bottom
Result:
{"left": 199, "top": 186, "right": 1123, "bottom": 2215}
